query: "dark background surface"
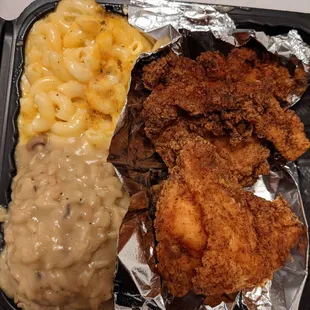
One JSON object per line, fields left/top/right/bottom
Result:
{"left": 0, "top": 1, "right": 310, "bottom": 309}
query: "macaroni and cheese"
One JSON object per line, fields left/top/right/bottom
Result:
{"left": 20, "top": 0, "right": 152, "bottom": 149}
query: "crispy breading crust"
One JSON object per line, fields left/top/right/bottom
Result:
{"left": 155, "top": 137, "right": 303, "bottom": 297}
{"left": 146, "top": 48, "right": 307, "bottom": 299}
{"left": 142, "top": 48, "right": 309, "bottom": 163}
{"left": 150, "top": 119, "right": 270, "bottom": 186}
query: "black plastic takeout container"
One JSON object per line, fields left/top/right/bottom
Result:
{"left": 0, "top": 0, "right": 310, "bottom": 309}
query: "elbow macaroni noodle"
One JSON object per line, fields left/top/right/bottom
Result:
{"left": 19, "top": 0, "right": 152, "bottom": 149}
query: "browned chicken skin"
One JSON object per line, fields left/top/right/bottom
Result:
{"left": 144, "top": 48, "right": 307, "bottom": 300}
{"left": 155, "top": 137, "right": 303, "bottom": 297}
{"left": 210, "top": 136, "right": 270, "bottom": 186}
{"left": 142, "top": 48, "right": 309, "bottom": 163}
{"left": 149, "top": 119, "right": 269, "bottom": 186}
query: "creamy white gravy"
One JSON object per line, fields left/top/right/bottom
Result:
{"left": 0, "top": 137, "right": 129, "bottom": 310}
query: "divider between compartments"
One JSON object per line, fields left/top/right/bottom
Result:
{"left": 0, "top": 20, "right": 18, "bottom": 206}
{"left": 230, "top": 8, "right": 310, "bottom": 42}
{"left": 0, "top": 19, "right": 4, "bottom": 71}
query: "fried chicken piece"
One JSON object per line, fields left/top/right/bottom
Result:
{"left": 194, "top": 51, "right": 227, "bottom": 80}
{"left": 155, "top": 137, "right": 303, "bottom": 297}
{"left": 150, "top": 119, "right": 269, "bottom": 186}
{"left": 198, "top": 49, "right": 310, "bottom": 157}
{"left": 149, "top": 121, "right": 194, "bottom": 168}
{"left": 209, "top": 136, "right": 270, "bottom": 186}
{"left": 142, "top": 48, "right": 309, "bottom": 161}
{"left": 142, "top": 54, "right": 271, "bottom": 186}
{"left": 143, "top": 52, "right": 206, "bottom": 90}
{"left": 142, "top": 83, "right": 208, "bottom": 140}
{"left": 142, "top": 54, "right": 208, "bottom": 141}
{"left": 254, "top": 98, "right": 310, "bottom": 161}
{"left": 142, "top": 52, "right": 178, "bottom": 90}
{"left": 155, "top": 177, "right": 206, "bottom": 296}
{"left": 198, "top": 48, "right": 305, "bottom": 102}
{"left": 198, "top": 48, "right": 258, "bottom": 83}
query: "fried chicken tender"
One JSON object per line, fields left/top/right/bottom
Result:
{"left": 254, "top": 98, "right": 309, "bottom": 161}
{"left": 142, "top": 83, "right": 207, "bottom": 140}
{"left": 155, "top": 137, "right": 303, "bottom": 297}
{"left": 142, "top": 48, "right": 309, "bottom": 161}
{"left": 198, "top": 49, "right": 310, "bottom": 158}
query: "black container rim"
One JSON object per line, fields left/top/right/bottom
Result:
{"left": 0, "top": 1, "right": 310, "bottom": 310}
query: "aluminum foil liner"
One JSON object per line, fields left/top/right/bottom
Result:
{"left": 128, "top": 1, "right": 235, "bottom": 39}
{"left": 108, "top": 2, "right": 310, "bottom": 310}
{"left": 128, "top": 0, "right": 310, "bottom": 106}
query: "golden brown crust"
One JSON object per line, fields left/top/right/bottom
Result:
{"left": 208, "top": 136, "right": 270, "bottom": 187}
{"left": 155, "top": 137, "right": 303, "bottom": 297}
{"left": 142, "top": 48, "right": 309, "bottom": 163}
{"left": 254, "top": 99, "right": 309, "bottom": 161}
{"left": 142, "top": 52, "right": 178, "bottom": 90}
{"left": 151, "top": 120, "right": 270, "bottom": 187}
{"left": 155, "top": 178, "right": 205, "bottom": 296}
{"left": 146, "top": 48, "right": 306, "bottom": 298}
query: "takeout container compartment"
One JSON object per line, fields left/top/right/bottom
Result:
{"left": 0, "top": 1, "right": 310, "bottom": 309}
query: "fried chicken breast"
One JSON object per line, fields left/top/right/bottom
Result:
{"left": 155, "top": 137, "right": 303, "bottom": 298}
